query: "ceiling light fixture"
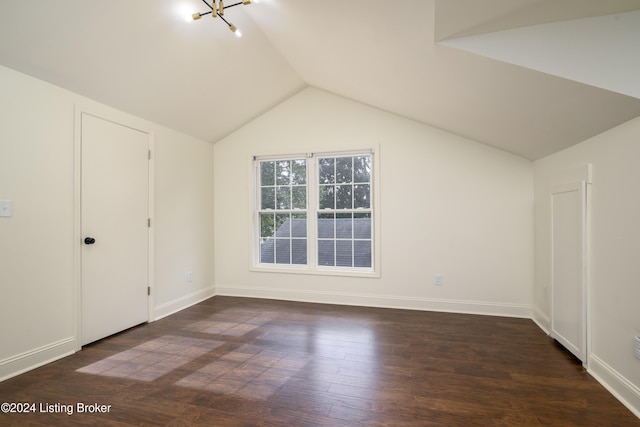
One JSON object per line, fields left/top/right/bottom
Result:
{"left": 191, "top": 0, "right": 252, "bottom": 37}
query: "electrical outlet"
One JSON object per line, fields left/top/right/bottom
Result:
{"left": 635, "top": 336, "right": 640, "bottom": 360}
{"left": 0, "top": 200, "right": 11, "bottom": 217}
{"left": 434, "top": 274, "right": 443, "bottom": 286}
{"left": 187, "top": 271, "right": 193, "bottom": 283}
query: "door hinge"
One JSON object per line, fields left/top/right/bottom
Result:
{"left": 148, "top": 150, "right": 151, "bottom": 160}
{"left": 148, "top": 286, "right": 151, "bottom": 296}
{"left": 148, "top": 218, "right": 151, "bottom": 228}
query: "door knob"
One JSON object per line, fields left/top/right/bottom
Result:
{"left": 84, "top": 237, "right": 96, "bottom": 245}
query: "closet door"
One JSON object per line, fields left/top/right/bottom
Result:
{"left": 550, "top": 182, "right": 587, "bottom": 362}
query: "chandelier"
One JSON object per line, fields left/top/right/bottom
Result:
{"left": 191, "top": 0, "right": 254, "bottom": 37}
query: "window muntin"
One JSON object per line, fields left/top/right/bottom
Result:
{"left": 258, "top": 159, "right": 307, "bottom": 265}
{"left": 255, "top": 152, "right": 375, "bottom": 273}
{"left": 316, "top": 155, "right": 372, "bottom": 268}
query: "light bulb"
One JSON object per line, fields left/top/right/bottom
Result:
{"left": 229, "top": 24, "right": 242, "bottom": 37}
{"left": 229, "top": 23, "right": 237, "bottom": 32}
{"left": 177, "top": 3, "right": 198, "bottom": 21}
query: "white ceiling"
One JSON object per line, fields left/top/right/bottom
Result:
{"left": 1, "top": 0, "right": 639, "bottom": 160}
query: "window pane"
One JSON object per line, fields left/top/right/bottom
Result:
{"left": 261, "top": 187, "right": 275, "bottom": 210}
{"left": 336, "top": 241, "right": 353, "bottom": 267}
{"left": 291, "top": 214, "right": 307, "bottom": 238}
{"left": 275, "top": 214, "right": 290, "bottom": 237}
{"left": 257, "top": 153, "right": 373, "bottom": 272}
{"left": 336, "top": 185, "right": 352, "bottom": 209}
{"left": 292, "top": 239, "right": 307, "bottom": 265}
{"left": 354, "top": 213, "right": 371, "bottom": 239}
{"left": 318, "top": 158, "right": 335, "bottom": 184}
{"left": 354, "top": 156, "right": 371, "bottom": 183}
{"left": 276, "top": 161, "right": 291, "bottom": 185}
{"left": 336, "top": 157, "right": 353, "bottom": 183}
{"left": 354, "top": 184, "right": 370, "bottom": 209}
{"left": 336, "top": 213, "right": 352, "bottom": 239}
{"left": 291, "top": 159, "right": 306, "bottom": 185}
{"left": 292, "top": 186, "right": 306, "bottom": 209}
{"left": 276, "top": 186, "right": 291, "bottom": 210}
{"left": 260, "top": 213, "right": 275, "bottom": 238}
{"left": 261, "top": 161, "right": 275, "bottom": 186}
{"left": 319, "top": 185, "right": 335, "bottom": 209}
{"left": 260, "top": 238, "right": 274, "bottom": 263}
{"left": 354, "top": 240, "right": 372, "bottom": 267}
{"left": 318, "top": 240, "right": 334, "bottom": 266}
{"left": 317, "top": 213, "right": 334, "bottom": 238}
{"left": 276, "top": 239, "right": 291, "bottom": 264}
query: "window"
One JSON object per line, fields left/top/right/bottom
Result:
{"left": 317, "top": 155, "right": 372, "bottom": 268}
{"left": 254, "top": 150, "right": 376, "bottom": 275}
{"left": 258, "top": 159, "right": 308, "bottom": 265}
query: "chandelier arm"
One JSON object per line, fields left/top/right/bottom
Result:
{"left": 200, "top": 0, "right": 214, "bottom": 11}
{"left": 223, "top": 2, "right": 245, "bottom": 10}
{"left": 218, "top": 14, "right": 232, "bottom": 26}
{"left": 193, "top": 0, "right": 249, "bottom": 34}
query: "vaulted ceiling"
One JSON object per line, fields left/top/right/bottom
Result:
{"left": 1, "top": 0, "right": 639, "bottom": 160}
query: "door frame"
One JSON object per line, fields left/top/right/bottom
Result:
{"left": 73, "top": 104, "right": 155, "bottom": 351}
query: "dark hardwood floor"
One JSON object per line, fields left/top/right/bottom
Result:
{"left": 1, "top": 296, "right": 638, "bottom": 426}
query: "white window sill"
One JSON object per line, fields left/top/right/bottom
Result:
{"left": 249, "top": 264, "right": 380, "bottom": 279}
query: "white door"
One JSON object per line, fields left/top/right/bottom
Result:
{"left": 81, "top": 113, "right": 150, "bottom": 346}
{"left": 551, "top": 182, "right": 587, "bottom": 363}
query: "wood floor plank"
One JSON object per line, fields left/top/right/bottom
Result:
{"left": 1, "top": 296, "right": 638, "bottom": 426}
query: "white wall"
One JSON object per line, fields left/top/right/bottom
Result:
{"left": 534, "top": 116, "right": 640, "bottom": 416}
{"left": 440, "top": 10, "right": 640, "bottom": 99}
{"left": 153, "top": 126, "right": 215, "bottom": 318}
{"left": 214, "top": 88, "right": 534, "bottom": 316}
{"left": 0, "top": 65, "right": 214, "bottom": 380}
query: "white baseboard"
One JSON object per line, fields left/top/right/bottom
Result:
{"left": 153, "top": 285, "right": 216, "bottom": 321}
{"left": 0, "top": 337, "right": 76, "bottom": 382}
{"left": 531, "top": 306, "right": 550, "bottom": 335}
{"left": 214, "top": 285, "right": 532, "bottom": 319}
{"left": 588, "top": 354, "right": 640, "bottom": 419}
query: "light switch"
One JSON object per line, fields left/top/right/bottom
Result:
{"left": 0, "top": 200, "right": 11, "bottom": 217}
{"left": 434, "top": 274, "right": 443, "bottom": 286}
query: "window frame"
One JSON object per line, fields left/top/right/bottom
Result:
{"left": 250, "top": 148, "right": 380, "bottom": 278}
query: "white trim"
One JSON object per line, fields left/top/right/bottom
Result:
{"left": 253, "top": 152, "right": 308, "bottom": 162}
{"left": 248, "top": 264, "right": 379, "bottom": 278}
{"left": 215, "top": 285, "right": 532, "bottom": 318}
{"left": 250, "top": 147, "right": 381, "bottom": 276}
{"left": 73, "top": 104, "right": 82, "bottom": 351}
{"left": 584, "top": 177, "right": 593, "bottom": 365}
{"left": 153, "top": 286, "right": 216, "bottom": 320}
{"left": 147, "top": 132, "right": 156, "bottom": 322}
{"left": 310, "top": 148, "right": 376, "bottom": 158}
{"left": 531, "top": 305, "right": 551, "bottom": 335}
{"left": 589, "top": 354, "right": 640, "bottom": 419}
{"left": 0, "top": 337, "right": 76, "bottom": 382}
